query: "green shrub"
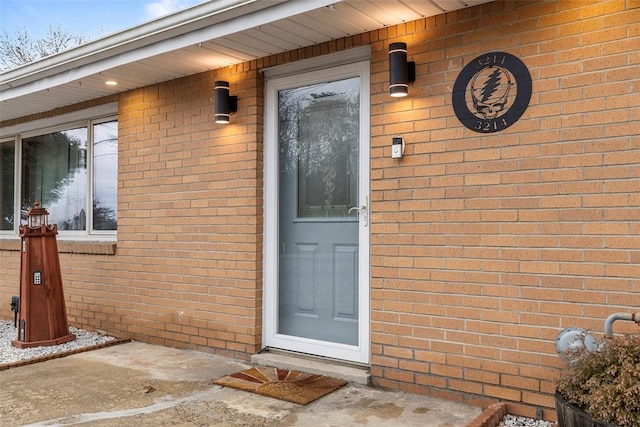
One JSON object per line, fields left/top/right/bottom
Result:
{"left": 556, "top": 335, "right": 640, "bottom": 427}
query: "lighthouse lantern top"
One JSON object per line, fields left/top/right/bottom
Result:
{"left": 27, "top": 201, "right": 49, "bottom": 228}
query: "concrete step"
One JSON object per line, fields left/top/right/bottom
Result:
{"left": 251, "top": 350, "right": 370, "bottom": 386}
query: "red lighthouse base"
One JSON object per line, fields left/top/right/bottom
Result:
{"left": 12, "top": 333, "right": 76, "bottom": 349}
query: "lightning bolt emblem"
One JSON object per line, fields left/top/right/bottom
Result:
{"left": 480, "top": 68, "right": 502, "bottom": 102}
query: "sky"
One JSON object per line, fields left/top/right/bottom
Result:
{"left": 0, "top": 0, "right": 206, "bottom": 41}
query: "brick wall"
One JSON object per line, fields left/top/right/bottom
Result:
{"left": 367, "top": 0, "right": 640, "bottom": 418}
{"left": 1, "top": 65, "right": 265, "bottom": 360}
{"left": 113, "top": 65, "right": 266, "bottom": 357}
{"left": 1, "top": 0, "right": 639, "bottom": 419}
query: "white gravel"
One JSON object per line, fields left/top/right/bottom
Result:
{"left": 500, "top": 414, "right": 555, "bottom": 427}
{"left": 0, "top": 320, "right": 117, "bottom": 365}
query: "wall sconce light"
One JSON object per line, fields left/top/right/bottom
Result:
{"left": 389, "top": 42, "right": 416, "bottom": 97}
{"left": 215, "top": 81, "right": 238, "bottom": 124}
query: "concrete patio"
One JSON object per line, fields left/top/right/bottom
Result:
{"left": 0, "top": 341, "right": 482, "bottom": 426}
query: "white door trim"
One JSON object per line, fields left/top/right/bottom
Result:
{"left": 263, "top": 59, "right": 370, "bottom": 364}
{"left": 261, "top": 46, "right": 371, "bottom": 79}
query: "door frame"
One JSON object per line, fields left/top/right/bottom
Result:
{"left": 263, "top": 56, "right": 370, "bottom": 364}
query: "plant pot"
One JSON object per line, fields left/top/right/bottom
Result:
{"left": 555, "top": 392, "right": 619, "bottom": 427}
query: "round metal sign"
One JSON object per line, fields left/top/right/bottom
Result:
{"left": 452, "top": 52, "right": 532, "bottom": 133}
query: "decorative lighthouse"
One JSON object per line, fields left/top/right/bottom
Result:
{"left": 12, "top": 201, "right": 75, "bottom": 348}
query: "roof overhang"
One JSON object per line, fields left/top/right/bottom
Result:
{"left": 0, "top": 0, "right": 492, "bottom": 124}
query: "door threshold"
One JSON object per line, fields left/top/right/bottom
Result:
{"left": 251, "top": 348, "right": 370, "bottom": 386}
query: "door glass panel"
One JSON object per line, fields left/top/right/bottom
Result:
{"left": 278, "top": 77, "right": 360, "bottom": 345}
{"left": 296, "top": 89, "right": 358, "bottom": 218}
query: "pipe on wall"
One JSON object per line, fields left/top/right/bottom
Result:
{"left": 604, "top": 312, "right": 640, "bottom": 338}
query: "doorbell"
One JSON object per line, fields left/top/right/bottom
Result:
{"left": 392, "top": 136, "right": 404, "bottom": 159}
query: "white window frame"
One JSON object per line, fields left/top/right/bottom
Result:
{"left": 0, "top": 104, "right": 117, "bottom": 241}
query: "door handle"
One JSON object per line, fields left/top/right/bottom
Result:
{"left": 348, "top": 195, "right": 368, "bottom": 227}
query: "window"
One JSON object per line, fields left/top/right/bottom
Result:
{"left": 22, "top": 126, "right": 89, "bottom": 230}
{"left": 0, "top": 140, "right": 15, "bottom": 231}
{"left": 0, "top": 117, "right": 117, "bottom": 238}
{"left": 92, "top": 121, "right": 118, "bottom": 231}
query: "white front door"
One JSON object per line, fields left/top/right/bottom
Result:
{"left": 264, "top": 61, "right": 370, "bottom": 364}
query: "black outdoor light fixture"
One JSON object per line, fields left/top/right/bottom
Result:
{"left": 215, "top": 80, "right": 237, "bottom": 124}
{"left": 389, "top": 42, "right": 416, "bottom": 97}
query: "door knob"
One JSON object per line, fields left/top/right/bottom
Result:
{"left": 348, "top": 196, "right": 368, "bottom": 227}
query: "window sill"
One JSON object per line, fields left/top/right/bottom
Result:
{"left": 0, "top": 239, "right": 116, "bottom": 255}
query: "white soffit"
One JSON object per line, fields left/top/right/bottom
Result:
{"left": 0, "top": 0, "right": 493, "bottom": 123}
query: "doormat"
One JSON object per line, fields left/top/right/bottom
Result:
{"left": 213, "top": 366, "right": 347, "bottom": 405}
